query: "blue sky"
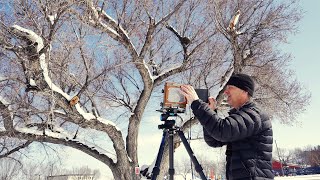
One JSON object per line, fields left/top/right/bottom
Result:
{"left": 272, "top": 0, "right": 320, "bottom": 149}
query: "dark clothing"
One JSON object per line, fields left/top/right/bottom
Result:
{"left": 191, "top": 100, "right": 274, "bottom": 180}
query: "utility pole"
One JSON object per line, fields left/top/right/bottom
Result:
{"left": 275, "top": 140, "right": 285, "bottom": 176}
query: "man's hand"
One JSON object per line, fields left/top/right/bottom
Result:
{"left": 208, "top": 97, "right": 217, "bottom": 110}
{"left": 180, "top": 85, "right": 199, "bottom": 105}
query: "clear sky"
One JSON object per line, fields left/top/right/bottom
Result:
{"left": 23, "top": 1, "right": 320, "bottom": 179}
{"left": 272, "top": 0, "right": 320, "bottom": 150}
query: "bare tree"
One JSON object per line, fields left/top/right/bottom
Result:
{"left": 175, "top": 158, "right": 192, "bottom": 179}
{"left": 0, "top": 155, "right": 62, "bottom": 180}
{"left": 288, "top": 148, "right": 305, "bottom": 165}
{"left": 276, "top": 146, "right": 320, "bottom": 167}
{"left": 306, "top": 146, "right": 320, "bottom": 167}
{"left": 197, "top": 155, "right": 218, "bottom": 179}
{"left": 58, "top": 166, "right": 101, "bottom": 180}
{"left": 175, "top": 153, "right": 222, "bottom": 179}
{"left": 0, "top": 157, "right": 22, "bottom": 180}
{"left": 275, "top": 147, "right": 292, "bottom": 166}
{"left": 0, "top": 0, "right": 309, "bottom": 179}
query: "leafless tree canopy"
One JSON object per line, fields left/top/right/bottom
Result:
{"left": 274, "top": 145, "right": 320, "bottom": 168}
{"left": 0, "top": 0, "right": 309, "bottom": 179}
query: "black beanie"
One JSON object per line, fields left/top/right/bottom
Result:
{"left": 226, "top": 73, "right": 255, "bottom": 96}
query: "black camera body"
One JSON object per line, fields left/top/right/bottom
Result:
{"left": 194, "top": 89, "right": 209, "bottom": 103}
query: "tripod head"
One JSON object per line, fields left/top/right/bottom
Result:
{"left": 158, "top": 120, "right": 175, "bottom": 130}
{"left": 157, "top": 107, "right": 184, "bottom": 130}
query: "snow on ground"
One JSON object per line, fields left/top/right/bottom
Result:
{"left": 141, "top": 174, "right": 320, "bottom": 180}
{"left": 275, "top": 175, "right": 320, "bottom": 180}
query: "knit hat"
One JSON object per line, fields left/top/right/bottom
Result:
{"left": 226, "top": 73, "right": 255, "bottom": 96}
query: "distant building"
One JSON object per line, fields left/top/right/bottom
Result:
{"left": 46, "top": 174, "right": 94, "bottom": 180}
{"left": 272, "top": 160, "right": 301, "bottom": 176}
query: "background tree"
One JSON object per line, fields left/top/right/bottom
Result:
{"left": 0, "top": 155, "right": 101, "bottom": 180}
{"left": 197, "top": 154, "right": 218, "bottom": 179}
{"left": 175, "top": 153, "right": 224, "bottom": 179}
{"left": 0, "top": 157, "right": 22, "bottom": 180}
{"left": 58, "top": 166, "right": 101, "bottom": 180}
{"left": 289, "top": 148, "right": 307, "bottom": 165}
{"left": 306, "top": 146, "right": 320, "bottom": 167}
{"left": 0, "top": 0, "right": 309, "bottom": 179}
{"left": 274, "top": 145, "right": 320, "bottom": 167}
{"left": 175, "top": 158, "right": 192, "bottom": 180}
{"left": 0, "top": 155, "right": 62, "bottom": 180}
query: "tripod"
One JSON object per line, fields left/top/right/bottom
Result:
{"left": 150, "top": 111, "right": 207, "bottom": 180}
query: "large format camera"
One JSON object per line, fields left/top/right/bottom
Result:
{"left": 160, "top": 82, "right": 209, "bottom": 114}
{"left": 150, "top": 82, "right": 209, "bottom": 180}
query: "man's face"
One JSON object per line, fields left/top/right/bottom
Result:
{"left": 224, "top": 85, "right": 248, "bottom": 108}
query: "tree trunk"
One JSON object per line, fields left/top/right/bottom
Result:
{"left": 111, "top": 163, "right": 137, "bottom": 180}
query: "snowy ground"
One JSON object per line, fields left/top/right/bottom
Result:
{"left": 142, "top": 174, "right": 320, "bottom": 180}
{"left": 275, "top": 175, "right": 320, "bottom": 180}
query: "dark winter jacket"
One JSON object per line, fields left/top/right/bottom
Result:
{"left": 191, "top": 100, "right": 274, "bottom": 180}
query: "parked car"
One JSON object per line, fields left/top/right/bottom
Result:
{"left": 304, "top": 166, "right": 320, "bottom": 175}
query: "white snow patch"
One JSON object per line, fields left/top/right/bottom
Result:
{"left": 100, "top": 23, "right": 120, "bottom": 36}
{"left": 48, "top": 14, "right": 57, "bottom": 25}
{"left": 0, "top": 95, "right": 13, "bottom": 119}
{"left": 128, "top": 156, "right": 132, "bottom": 162}
{"left": 0, "top": 95, "right": 9, "bottom": 106}
{"left": 75, "top": 104, "right": 96, "bottom": 120}
{"left": 39, "top": 54, "right": 71, "bottom": 100}
{"left": 16, "top": 126, "right": 73, "bottom": 140}
{"left": 97, "top": 7, "right": 129, "bottom": 38}
{"left": 0, "top": 75, "right": 6, "bottom": 81}
{"left": 143, "top": 60, "right": 154, "bottom": 80}
{"left": 75, "top": 136, "right": 117, "bottom": 162}
{"left": 275, "top": 175, "right": 320, "bottom": 179}
{"left": 45, "top": 128, "right": 73, "bottom": 139}
{"left": 236, "top": 30, "right": 242, "bottom": 35}
{"left": 53, "top": 109, "right": 66, "bottom": 115}
{"left": 16, "top": 127, "right": 43, "bottom": 136}
{"left": 97, "top": 117, "right": 120, "bottom": 131}
{"left": 243, "top": 49, "right": 251, "bottom": 59}
{"left": 29, "top": 78, "right": 37, "bottom": 86}
{"left": 11, "top": 25, "right": 44, "bottom": 53}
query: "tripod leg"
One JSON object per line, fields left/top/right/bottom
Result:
{"left": 168, "top": 130, "right": 175, "bottom": 180}
{"left": 177, "top": 130, "right": 208, "bottom": 180}
{"left": 151, "top": 131, "right": 168, "bottom": 180}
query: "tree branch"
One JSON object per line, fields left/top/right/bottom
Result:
{"left": 8, "top": 24, "right": 132, "bottom": 168}
{"left": 0, "top": 131, "right": 116, "bottom": 167}
{"left": 0, "top": 141, "right": 32, "bottom": 159}
{"left": 155, "top": 0, "right": 186, "bottom": 27}
{"left": 0, "top": 97, "right": 14, "bottom": 131}
{"left": 85, "top": 0, "right": 138, "bottom": 59}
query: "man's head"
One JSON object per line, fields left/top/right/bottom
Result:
{"left": 224, "top": 73, "right": 255, "bottom": 108}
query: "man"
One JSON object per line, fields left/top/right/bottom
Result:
{"left": 180, "top": 73, "right": 274, "bottom": 180}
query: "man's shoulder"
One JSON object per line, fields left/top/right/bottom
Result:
{"left": 238, "top": 102, "right": 271, "bottom": 124}
{"left": 243, "top": 102, "right": 268, "bottom": 116}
